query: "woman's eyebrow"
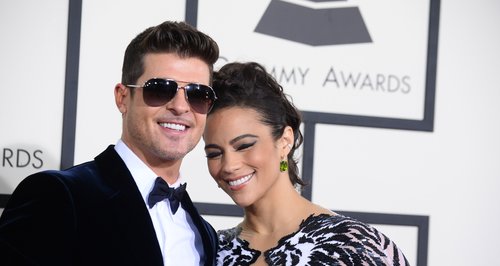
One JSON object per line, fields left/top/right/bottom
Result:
{"left": 204, "top": 143, "right": 221, "bottom": 150}
{"left": 204, "top": 134, "right": 259, "bottom": 149}
{"left": 229, "top": 134, "right": 258, "bottom": 145}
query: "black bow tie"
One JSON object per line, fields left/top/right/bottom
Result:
{"left": 147, "top": 177, "right": 187, "bottom": 214}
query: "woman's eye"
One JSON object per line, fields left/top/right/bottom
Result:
{"left": 236, "top": 142, "right": 256, "bottom": 151}
{"left": 205, "top": 151, "right": 222, "bottom": 159}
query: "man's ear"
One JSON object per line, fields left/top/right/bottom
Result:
{"left": 114, "top": 83, "right": 129, "bottom": 114}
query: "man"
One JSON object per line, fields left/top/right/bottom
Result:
{"left": 0, "top": 21, "right": 219, "bottom": 266}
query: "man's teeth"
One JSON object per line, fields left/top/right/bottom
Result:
{"left": 228, "top": 174, "right": 253, "bottom": 186}
{"left": 159, "top": 122, "right": 186, "bottom": 131}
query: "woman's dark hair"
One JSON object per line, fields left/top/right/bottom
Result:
{"left": 210, "top": 62, "right": 306, "bottom": 188}
{"left": 121, "top": 21, "right": 219, "bottom": 85}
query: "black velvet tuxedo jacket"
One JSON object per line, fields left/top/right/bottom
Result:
{"left": 0, "top": 145, "right": 217, "bottom": 266}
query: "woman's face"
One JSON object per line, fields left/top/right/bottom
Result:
{"left": 203, "top": 107, "right": 290, "bottom": 207}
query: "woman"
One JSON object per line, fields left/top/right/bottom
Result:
{"left": 203, "top": 62, "right": 409, "bottom": 265}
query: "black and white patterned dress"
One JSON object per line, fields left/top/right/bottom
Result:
{"left": 216, "top": 213, "right": 410, "bottom": 266}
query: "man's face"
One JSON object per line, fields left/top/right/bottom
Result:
{"left": 117, "top": 53, "right": 210, "bottom": 168}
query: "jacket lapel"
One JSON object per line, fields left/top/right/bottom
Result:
{"left": 181, "top": 192, "right": 218, "bottom": 266}
{"left": 95, "top": 146, "right": 163, "bottom": 266}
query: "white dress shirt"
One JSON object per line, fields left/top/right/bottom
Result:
{"left": 114, "top": 140, "right": 204, "bottom": 266}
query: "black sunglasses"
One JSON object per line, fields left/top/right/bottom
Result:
{"left": 126, "top": 78, "right": 217, "bottom": 114}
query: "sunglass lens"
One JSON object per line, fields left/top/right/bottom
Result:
{"left": 142, "top": 79, "right": 177, "bottom": 106}
{"left": 186, "top": 85, "right": 215, "bottom": 114}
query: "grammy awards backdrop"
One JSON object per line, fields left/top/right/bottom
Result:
{"left": 2, "top": 1, "right": 500, "bottom": 266}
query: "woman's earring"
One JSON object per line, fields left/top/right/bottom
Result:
{"left": 280, "top": 159, "right": 288, "bottom": 172}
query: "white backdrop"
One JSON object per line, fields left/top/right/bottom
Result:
{"left": 198, "top": 0, "right": 430, "bottom": 120}
{"left": 1, "top": 1, "right": 499, "bottom": 265}
{"left": 0, "top": 0, "right": 68, "bottom": 193}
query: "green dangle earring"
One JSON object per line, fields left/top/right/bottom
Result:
{"left": 279, "top": 159, "right": 288, "bottom": 172}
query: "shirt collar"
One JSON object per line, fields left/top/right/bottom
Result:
{"left": 114, "top": 139, "right": 185, "bottom": 202}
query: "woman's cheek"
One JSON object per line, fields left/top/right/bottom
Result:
{"left": 207, "top": 160, "right": 220, "bottom": 180}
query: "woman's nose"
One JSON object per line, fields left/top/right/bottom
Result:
{"left": 221, "top": 152, "right": 241, "bottom": 174}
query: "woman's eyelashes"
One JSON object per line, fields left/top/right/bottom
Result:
{"left": 205, "top": 150, "right": 221, "bottom": 159}
{"left": 205, "top": 141, "right": 257, "bottom": 159}
{"left": 235, "top": 141, "right": 256, "bottom": 151}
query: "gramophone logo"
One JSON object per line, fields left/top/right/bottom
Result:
{"left": 255, "top": 0, "right": 372, "bottom": 46}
